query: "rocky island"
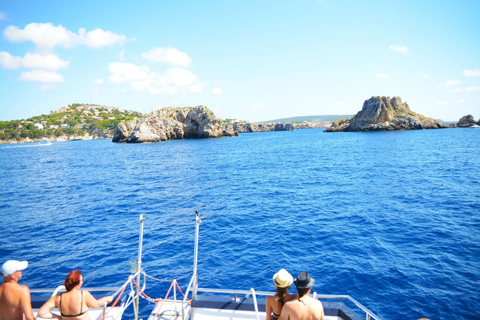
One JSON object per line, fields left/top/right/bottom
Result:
{"left": 112, "top": 106, "right": 237, "bottom": 143}
{"left": 325, "top": 96, "right": 452, "bottom": 132}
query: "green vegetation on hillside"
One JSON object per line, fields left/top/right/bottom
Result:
{"left": 0, "top": 104, "right": 143, "bottom": 141}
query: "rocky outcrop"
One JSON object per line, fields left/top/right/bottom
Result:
{"left": 325, "top": 96, "right": 451, "bottom": 132}
{"left": 113, "top": 106, "right": 238, "bottom": 143}
{"left": 457, "top": 115, "right": 477, "bottom": 127}
{"left": 292, "top": 122, "right": 326, "bottom": 129}
{"left": 232, "top": 122, "right": 295, "bottom": 133}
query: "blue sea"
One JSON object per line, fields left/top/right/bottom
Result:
{"left": 1, "top": 128, "right": 479, "bottom": 320}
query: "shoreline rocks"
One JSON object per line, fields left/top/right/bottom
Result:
{"left": 325, "top": 96, "right": 452, "bottom": 132}
{"left": 457, "top": 114, "right": 478, "bottom": 127}
{"left": 113, "top": 106, "right": 238, "bottom": 143}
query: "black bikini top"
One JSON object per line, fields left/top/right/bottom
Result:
{"left": 59, "top": 291, "right": 87, "bottom": 317}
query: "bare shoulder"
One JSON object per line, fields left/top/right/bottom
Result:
{"left": 285, "top": 292, "right": 298, "bottom": 301}
{"left": 19, "top": 284, "right": 30, "bottom": 293}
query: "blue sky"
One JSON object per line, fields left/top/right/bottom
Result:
{"left": 0, "top": 0, "right": 479, "bottom": 122}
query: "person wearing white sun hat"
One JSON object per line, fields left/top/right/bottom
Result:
{"left": 0, "top": 260, "right": 35, "bottom": 320}
{"left": 265, "top": 269, "right": 298, "bottom": 320}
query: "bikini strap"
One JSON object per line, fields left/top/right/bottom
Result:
{"left": 80, "top": 291, "right": 84, "bottom": 314}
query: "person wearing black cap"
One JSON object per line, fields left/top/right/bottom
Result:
{"left": 0, "top": 260, "right": 35, "bottom": 320}
{"left": 278, "top": 271, "right": 324, "bottom": 320}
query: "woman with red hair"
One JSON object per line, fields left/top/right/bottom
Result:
{"left": 38, "top": 270, "right": 113, "bottom": 319}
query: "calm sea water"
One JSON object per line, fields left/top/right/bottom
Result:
{"left": 1, "top": 128, "right": 479, "bottom": 320}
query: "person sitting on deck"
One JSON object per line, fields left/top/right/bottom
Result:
{"left": 37, "top": 270, "right": 114, "bottom": 320}
{"left": 0, "top": 260, "right": 35, "bottom": 320}
{"left": 266, "top": 269, "right": 298, "bottom": 320}
{"left": 279, "top": 271, "right": 324, "bottom": 320}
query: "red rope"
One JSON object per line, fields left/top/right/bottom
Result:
{"left": 130, "top": 277, "right": 192, "bottom": 319}
{"left": 98, "top": 280, "right": 128, "bottom": 320}
{"left": 153, "top": 280, "right": 175, "bottom": 318}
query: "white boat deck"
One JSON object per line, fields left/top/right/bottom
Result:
{"left": 148, "top": 300, "right": 344, "bottom": 320}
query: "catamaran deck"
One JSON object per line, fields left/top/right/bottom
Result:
{"left": 148, "top": 295, "right": 364, "bottom": 320}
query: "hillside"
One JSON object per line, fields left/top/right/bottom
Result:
{"left": 0, "top": 104, "right": 143, "bottom": 142}
{"left": 263, "top": 114, "right": 354, "bottom": 123}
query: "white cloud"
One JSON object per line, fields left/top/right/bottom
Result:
{"left": 436, "top": 79, "right": 461, "bottom": 87}
{"left": 190, "top": 82, "right": 204, "bottom": 93}
{"left": 0, "top": 11, "right": 8, "bottom": 21}
{"left": 435, "top": 101, "right": 449, "bottom": 105}
{"left": 19, "top": 69, "right": 64, "bottom": 83}
{"left": 466, "top": 86, "right": 480, "bottom": 92}
{"left": 108, "top": 62, "right": 151, "bottom": 84}
{"left": 0, "top": 51, "right": 69, "bottom": 71}
{"left": 119, "top": 49, "right": 126, "bottom": 61}
{"left": 250, "top": 101, "right": 265, "bottom": 111}
{"left": 421, "top": 74, "right": 430, "bottom": 78}
{"left": 78, "top": 28, "right": 127, "bottom": 48}
{"left": 141, "top": 47, "right": 192, "bottom": 67}
{"left": 108, "top": 62, "right": 200, "bottom": 94}
{"left": 463, "top": 69, "right": 480, "bottom": 77}
{"left": 331, "top": 101, "right": 343, "bottom": 105}
{"left": 458, "top": 99, "right": 466, "bottom": 103}
{"left": 40, "top": 84, "right": 55, "bottom": 90}
{"left": 0, "top": 51, "right": 23, "bottom": 69}
{"left": 451, "top": 88, "right": 464, "bottom": 93}
{"left": 389, "top": 45, "right": 408, "bottom": 55}
{"left": 213, "top": 87, "right": 223, "bottom": 95}
{"left": 93, "top": 78, "right": 104, "bottom": 85}
{"left": 4, "top": 23, "right": 127, "bottom": 51}
{"left": 23, "top": 53, "right": 69, "bottom": 70}
{"left": 375, "top": 73, "right": 387, "bottom": 78}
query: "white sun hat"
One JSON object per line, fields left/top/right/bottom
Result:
{"left": 1, "top": 260, "right": 28, "bottom": 277}
{"left": 272, "top": 269, "right": 294, "bottom": 288}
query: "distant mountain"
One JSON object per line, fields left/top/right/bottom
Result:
{"left": 263, "top": 115, "right": 354, "bottom": 123}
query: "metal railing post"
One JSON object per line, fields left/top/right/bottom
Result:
{"left": 193, "top": 211, "right": 201, "bottom": 298}
{"left": 134, "top": 214, "right": 145, "bottom": 320}
{"left": 174, "top": 280, "right": 178, "bottom": 319}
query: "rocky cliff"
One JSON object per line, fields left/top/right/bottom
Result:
{"left": 232, "top": 122, "right": 295, "bottom": 133}
{"left": 112, "top": 106, "right": 237, "bottom": 143}
{"left": 457, "top": 114, "right": 479, "bottom": 127}
{"left": 325, "top": 96, "right": 451, "bottom": 132}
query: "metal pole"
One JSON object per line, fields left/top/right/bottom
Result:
{"left": 193, "top": 211, "right": 201, "bottom": 298}
{"left": 135, "top": 214, "right": 145, "bottom": 320}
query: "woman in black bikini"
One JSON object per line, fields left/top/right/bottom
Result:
{"left": 38, "top": 270, "right": 113, "bottom": 320}
{"left": 265, "top": 269, "right": 297, "bottom": 320}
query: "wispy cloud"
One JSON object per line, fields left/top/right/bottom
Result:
{"left": 212, "top": 87, "right": 223, "bottom": 96}
{"left": 250, "top": 101, "right": 265, "bottom": 111}
{"left": 466, "top": 86, "right": 480, "bottom": 92}
{"left": 108, "top": 62, "right": 202, "bottom": 94}
{"left": 389, "top": 45, "right": 408, "bottom": 55}
{"left": 436, "top": 79, "right": 461, "bottom": 87}
{"left": 331, "top": 101, "right": 343, "bottom": 105}
{"left": 375, "top": 73, "right": 387, "bottom": 78}
{"left": 0, "top": 51, "right": 70, "bottom": 71}
{"left": 93, "top": 78, "right": 104, "bottom": 85}
{"left": 463, "top": 69, "right": 480, "bottom": 77}
{"left": 435, "top": 101, "right": 449, "bottom": 105}
{"left": 458, "top": 99, "right": 466, "bottom": 103}
{"left": 421, "top": 74, "right": 430, "bottom": 78}
{"left": 141, "top": 47, "right": 191, "bottom": 67}
{"left": 4, "top": 23, "right": 128, "bottom": 51}
{"left": 20, "top": 69, "right": 64, "bottom": 83}
{"left": 0, "top": 11, "right": 8, "bottom": 21}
